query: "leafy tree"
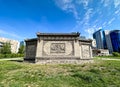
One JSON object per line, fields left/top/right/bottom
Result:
{"left": 0, "top": 42, "right": 11, "bottom": 54}
{"left": 18, "top": 45, "right": 25, "bottom": 54}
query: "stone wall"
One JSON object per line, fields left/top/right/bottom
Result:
{"left": 25, "top": 40, "right": 37, "bottom": 61}
{"left": 25, "top": 33, "right": 93, "bottom": 64}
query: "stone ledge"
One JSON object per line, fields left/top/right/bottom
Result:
{"left": 36, "top": 57, "right": 81, "bottom": 60}
{"left": 35, "top": 59, "right": 93, "bottom": 64}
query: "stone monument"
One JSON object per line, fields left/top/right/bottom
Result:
{"left": 24, "top": 32, "right": 93, "bottom": 64}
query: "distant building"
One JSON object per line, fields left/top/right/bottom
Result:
{"left": 0, "top": 42, "right": 3, "bottom": 48}
{"left": 93, "top": 29, "right": 120, "bottom": 53}
{"left": 92, "top": 39, "right": 96, "bottom": 48}
{"left": 110, "top": 30, "right": 120, "bottom": 52}
{"left": 80, "top": 36, "right": 86, "bottom": 40}
{"left": 93, "top": 29, "right": 107, "bottom": 49}
{"left": 20, "top": 41, "right": 25, "bottom": 46}
{"left": 104, "top": 30, "right": 113, "bottom": 53}
{"left": 0, "top": 37, "right": 19, "bottom": 53}
{"left": 92, "top": 49, "right": 109, "bottom": 57}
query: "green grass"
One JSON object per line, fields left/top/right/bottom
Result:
{"left": 94, "top": 55, "right": 120, "bottom": 59}
{"left": 0, "top": 60, "right": 120, "bottom": 87}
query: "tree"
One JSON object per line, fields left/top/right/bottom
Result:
{"left": 0, "top": 42, "right": 11, "bottom": 54}
{"left": 18, "top": 45, "right": 25, "bottom": 54}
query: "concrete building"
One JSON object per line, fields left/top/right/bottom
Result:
{"left": 0, "top": 37, "right": 19, "bottom": 53}
{"left": 24, "top": 32, "right": 93, "bottom": 64}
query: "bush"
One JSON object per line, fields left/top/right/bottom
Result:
{"left": 0, "top": 54, "right": 4, "bottom": 58}
{"left": 112, "top": 52, "right": 120, "bottom": 57}
{"left": 0, "top": 53, "right": 24, "bottom": 58}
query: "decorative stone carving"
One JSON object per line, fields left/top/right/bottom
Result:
{"left": 42, "top": 41, "right": 74, "bottom": 56}
{"left": 50, "top": 43, "right": 65, "bottom": 53}
{"left": 81, "top": 45, "right": 90, "bottom": 58}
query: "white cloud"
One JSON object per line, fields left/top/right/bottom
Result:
{"left": 114, "top": 9, "right": 120, "bottom": 16}
{"left": 115, "top": 9, "right": 120, "bottom": 14}
{"left": 0, "top": 29, "right": 23, "bottom": 40}
{"left": 85, "top": 26, "right": 103, "bottom": 38}
{"left": 102, "top": 22, "right": 107, "bottom": 27}
{"left": 55, "top": 0, "right": 79, "bottom": 19}
{"left": 103, "top": 0, "right": 110, "bottom": 7}
{"left": 84, "top": 8, "right": 93, "bottom": 23}
{"left": 54, "top": 0, "right": 92, "bottom": 20}
{"left": 108, "top": 18, "right": 115, "bottom": 25}
{"left": 85, "top": 28, "right": 95, "bottom": 38}
{"left": 76, "top": 0, "right": 89, "bottom": 9}
{"left": 114, "top": 0, "right": 120, "bottom": 8}
{"left": 54, "top": 0, "right": 120, "bottom": 38}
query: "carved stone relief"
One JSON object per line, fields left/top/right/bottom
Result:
{"left": 50, "top": 43, "right": 65, "bottom": 53}
{"left": 42, "top": 41, "right": 74, "bottom": 56}
{"left": 81, "top": 45, "right": 90, "bottom": 58}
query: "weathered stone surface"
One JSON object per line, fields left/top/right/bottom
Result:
{"left": 24, "top": 32, "right": 93, "bottom": 64}
{"left": 42, "top": 41, "right": 74, "bottom": 56}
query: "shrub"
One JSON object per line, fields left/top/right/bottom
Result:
{"left": 0, "top": 53, "right": 24, "bottom": 58}
{"left": 0, "top": 54, "right": 4, "bottom": 58}
{"left": 112, "top": 52, "right": 120, "bottom": 57}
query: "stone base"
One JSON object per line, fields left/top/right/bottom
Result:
{"left": 35, "top": 58, "right": 93, "bottom": 64}
{"left": 24, "top": 58, "right": 35, "bottom": 63}
{"left": 24, "top": 57, "right": 93, "bottom": 64}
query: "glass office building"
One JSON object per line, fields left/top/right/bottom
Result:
{"left": 110, "top": 30, "right": 120, "bottom": 52}
{"left": 93, "top": 29, "right": 107, "bottom": 49}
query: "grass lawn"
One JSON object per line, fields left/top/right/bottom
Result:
{"left": 0, "top": 60, "right": 120, "bottom": 87}
{"left": 94, "top": 56, "right": 120, "bottom": 59}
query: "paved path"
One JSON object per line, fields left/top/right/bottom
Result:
{"left": 100, "top": 58, "right": 120, "bottom": 61}
{"left": 0, "top": 57, "right": 23, "bottom": 61}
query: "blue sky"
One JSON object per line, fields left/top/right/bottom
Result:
{"left": 0, "top": 0, "right": 120, "bottom": 41}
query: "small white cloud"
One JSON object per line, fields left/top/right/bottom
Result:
{"left": 80, "top": 8, "right": 93, "bottom": 26}
{"left": 85, "top": 28, "right": 95, "bottom": 38}
{"left": 101, "top": 0, "right": 111, "bottom": 7}
{"left": 84, "top": 8, "right": 93, "bottom": 20}
{"left": 76, "top": 0, "right": 89, "bottom": 9}
{"left": 85, "top": 25, "right": 103, "bottom": 38}
{"left": 114, "top": 0, "right": 120, "bottom": 8}
{"left": 107, "top": 18, "right": 115, "bottom": 25}
{"left": 0, "top": 29, "right": 23, "bottom": 40}
{"left": 102, "top": 22, "right": 107, "bottom": 27}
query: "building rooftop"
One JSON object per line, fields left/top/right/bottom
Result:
{"left": 37, "top": 32, "right": 80, "bottom": 37}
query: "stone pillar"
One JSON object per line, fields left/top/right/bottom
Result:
{"left": 74, "top": 40, "right": 80, "bottom": 58}
{"left": 79, "top": 45, "right": 82, "bottom": 59}
{"left": 90, "top": 46, "right": 93, "bottom": 58}
{"left": 36, "top": 39, "right": 43, "bottom": 58}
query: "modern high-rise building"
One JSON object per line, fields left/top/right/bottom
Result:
{"left": 104, "top": 30, "right": 113, "bottom": 53}
{"left": 93, "top": 29, "right": 120, "bottom": 53}
{"left": 93, "top": 29, "right": 107, "bottom": 49}
{"left": 110, "top": 30, "right": 120, "bottom": 52}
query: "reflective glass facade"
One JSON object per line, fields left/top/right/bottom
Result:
{"left": 93, "top": 29, "right": 107, "bottom": 49}
{"left": 110, "top": 30, "right": 120, "bottom": 52}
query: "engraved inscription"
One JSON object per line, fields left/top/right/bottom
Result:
{"left": 50, "top": 43, "right": 65, "bottom": 53}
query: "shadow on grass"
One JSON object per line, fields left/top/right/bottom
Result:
{"left": 9, "top": 59, "right": 24, "bottom": 63}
